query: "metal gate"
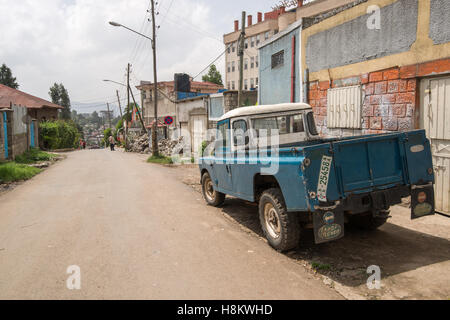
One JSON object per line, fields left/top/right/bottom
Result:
{"left": 3, "top": 112, "right": 8, "bottom": 159}
{"left": 421, "top": 77, "right": 450, "bottom": 214}
{"left": 191, "top": 116, "right": 204, "bottom": 157}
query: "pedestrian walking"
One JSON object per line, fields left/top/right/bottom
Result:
{"left": 109, "top": 135, "right": 115, "bottom": 151}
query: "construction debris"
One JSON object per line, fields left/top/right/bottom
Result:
{"left": 128, "top": 133, "right": 185, "bottom": 157}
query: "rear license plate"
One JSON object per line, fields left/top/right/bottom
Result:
{"left": 317, "top": 155, "right": 333, "bottom": 202}
{"left": 411, "top": 184, "right": 435, "bottom": 219}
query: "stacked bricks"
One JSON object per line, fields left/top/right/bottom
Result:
{"left": 363, "top": 67, "right": 416, "bottom": 133}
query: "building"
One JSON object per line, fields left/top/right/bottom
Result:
{"left": 0, "top": 84, "right": 62, "bottom": 122}
{"left": 224, "top": 7, "right": 297, "bottom": 92}
{"left": 0, "top": 84, "right": 63, "bottom": 160}
{"left": 136, "top": 79, "right": 223, "bottom": 136}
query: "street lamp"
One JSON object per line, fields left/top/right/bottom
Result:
{"left": 103, "top": 79, "right": 126, "bottom": 87}
{"left": 109, "top": 10, "right": 159, "bottom": 156}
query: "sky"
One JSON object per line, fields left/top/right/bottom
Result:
{"left": 0, "top": 0, "right": 283, "bottom": 115}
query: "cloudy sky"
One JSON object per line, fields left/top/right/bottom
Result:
{"left": 0, "top": 0, "right": 283, "bottom": 114}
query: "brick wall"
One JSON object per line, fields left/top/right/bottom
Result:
{"left": 308, "top": 58, "right": 450, "bottom": 136}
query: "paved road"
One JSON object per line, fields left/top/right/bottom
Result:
{"left": 0, "top": 150, "right": 342, "bottom": 299}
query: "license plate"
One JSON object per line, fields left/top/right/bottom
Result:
{"left": 317, "top": 155, "right": 333, "bottom": 202}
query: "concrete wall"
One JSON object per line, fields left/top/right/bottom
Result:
{"left": 28, "top": 107, "right": 59, "bottom": 122}
{"left": 176, "top": 98, "right": 206, "bottom": 123}
{"left": 429, "top": 0, "right": 450, "bottom": 45}
{"left": 302, "top": 0, "right": 450, "bottom": 82}
{"left": 305, "top": 0, "right": 418, "bottom": 73}
{"left": 259, "top": 26, "right": 301, "bottom": 105}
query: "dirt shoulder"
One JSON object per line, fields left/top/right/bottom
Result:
{"left": 173, "top": 164, "right": 450, "bottom": 300}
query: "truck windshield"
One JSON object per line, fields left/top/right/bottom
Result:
{"left": 252, "top": 114, "right": 305, "bottom": 137}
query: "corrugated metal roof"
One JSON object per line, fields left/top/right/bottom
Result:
{"left": 0, "top": 84, "right": 63, "bottom": 109}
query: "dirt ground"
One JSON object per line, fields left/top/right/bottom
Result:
{"left": 175, "top": 164, "right": 450, "bottom": 300}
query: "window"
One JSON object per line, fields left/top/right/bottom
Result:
{"left": 232, "top": 61, "right": 235, "bottom": 72}
{"left": 227, "top": 45, "right": 231, "bottom": 54}
{"left": 232, "top": 120, "right": 248, "bottom": 146}
{"left": 244, "top": 79, "right": 248, "bottom": 90}
{"left": 232, "top": 81, "right": 235, "bottom": 90}
{"left": 252, "top": 114, "right": 305, "bottom": 137}
{"left": 250, "top": 57, "right": 255, "bottom": 69}
{"left": 256, "top": 77, "right": 259, "bottom": 86}
{"left": 227, "top": 62, "right": 231, "bottom": 73}
{"left": 327, "top": 85, "right": 362, "bottom": 129}
{"left": 217, "top": 121, "right": 230, "bottom": 148}
{"left": 232, "top": 42, "right": 236, "bottom": 53}
{"left": 244, "top": 39, "right": 248, "bottom": 49}
{"left": 264, "top": 31, "right": 270, "bottom": 40}
{"left": 227, "top": 82, "right": 230, "bottom": 89}
{"left": 274, "top": 29, "right": 279, "bottom": 35}
{"left": 244, "top": 58, "right": 248, "bottom": 70}
{"left": 256, "top": 35, "right": 260, "bottom": 45}
{"left": 251, "top": 36, "right": 255, "bottom": 47}
{"left": 250, "top": 78, "right": 255, "bottom": 89}
{"left": 271, "top": 50, "right": 284, "bottom": 69}
{"left": 256, "top": 55, "right": 259, "bottom": 68}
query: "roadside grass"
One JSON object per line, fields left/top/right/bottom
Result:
{"left": 15, "top": 148, "right": 57, "bottom": 164}
{"left": 0, "top": 162, "right": 41, "bottom": 183}
{"left": 147, "top": 154, "right": 174, "bottom": 165}
{"left": 311, "top": 261, "right": 332, "bottom": 272}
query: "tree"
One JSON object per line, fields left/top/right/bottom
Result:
{"left": 202, "top": 64, "right": 223, "bottom": 86}
{"left": 49, "top": 83, "right": 71, "bottom": 120}
{"left": 0, "top": 64, "right": 19, "bottom": 89}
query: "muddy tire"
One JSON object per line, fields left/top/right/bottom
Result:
{"left": 259, "top": 188, "right": 300, "bottom": 252}
{"left": 201, "top": 172, "right": 225, "bottom": 207}
{"left": 348, "top": 211, "right": 389, "bottom": 230}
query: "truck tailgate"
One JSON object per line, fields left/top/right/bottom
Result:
{"left": 302, "top": 130, "right": 434, "bottom": 202}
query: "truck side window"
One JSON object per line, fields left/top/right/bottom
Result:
{"left": 217, "top": 121, "right": 230, "bottom": 149}
{"left": 291, "top": 114, "right": 304, "bottom": 133}
{"left": 232, "top": 120, "right": 248, "bottom": 146}
{"left": 306, "top": 112, "right": 318, "bottom": 136}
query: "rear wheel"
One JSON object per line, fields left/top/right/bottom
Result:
{"left": 348, "top": 210, "right": 390, "bottom": 230}
{"left": 201, "top": 172, "right": 225, "bottom": 207}
{"left": 258, "top": 188, "right": 300, "bottom": 252}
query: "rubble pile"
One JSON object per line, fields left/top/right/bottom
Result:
{"left": 128, "top": 133, "right": 185, "bottom": 157}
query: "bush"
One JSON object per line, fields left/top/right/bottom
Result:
{"left": 0, "top": 162, "right": 41, "bottom": 183}
{"left": 39, "top": 120, "right": 81, "bottom": 150}
{"left": 15, "top": 148, "right": 56, "bottom": 164}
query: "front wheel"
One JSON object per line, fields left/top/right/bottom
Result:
{"left": 258, "top": 188, "right": 300, "bottom": 252}
{"left": 201, "top": 172, "right": 225, "bottom": 207}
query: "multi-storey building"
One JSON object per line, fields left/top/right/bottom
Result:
{"left": 223, "top": 7, "right": 297, "bottom": 91}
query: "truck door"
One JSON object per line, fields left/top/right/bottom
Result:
{"left": 214, "top": 119, "right": 233, "bottom": 192}
{"left": 421, "top": 77, "right": 450, "bottom": 214}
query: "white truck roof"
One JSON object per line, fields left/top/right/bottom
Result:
{"left": 218, "top": 103, "right": 312, "bottom": 121}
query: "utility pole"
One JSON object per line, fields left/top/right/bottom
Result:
{"left": 238, "top": 11, "right": 246, "bottom": 108}
{"left": 106, "top": 103, "right": 112, "bottom": 129}
{"left": 151, "top": 0, "right": 159, "bottom": 156}
{"left": 126, "top": 63, "right": 131, "bottom": 150}
{"left": 116, "top": 90, "right": 123, "bottom": 118}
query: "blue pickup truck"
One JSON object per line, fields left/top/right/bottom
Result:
{"left": 199, "top": 103, "right": 435, "bottom": 251}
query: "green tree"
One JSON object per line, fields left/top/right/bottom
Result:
{"left": 49, "top": 83, "right": 71, "bottom": 120}
{"left": 0, "top": 64, "right": 19, "bottom": 89}
{"left": 202, "top": 64, "right": 223, "bottom": 86}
